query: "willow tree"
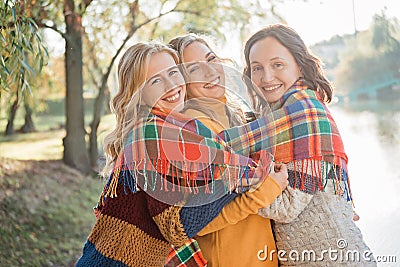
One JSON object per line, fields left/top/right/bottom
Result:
{"left": 0, "top": 0, "right": 48, "bottom": 134}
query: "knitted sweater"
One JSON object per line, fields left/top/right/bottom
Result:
{"left": 75, "top": 173, "right": 237, "bottom": 267}
{"left": 258, "top": 162, "right": 377, "bottom": 266}
{"left": 183, "top": 100, "right": 282, "bottom": 267}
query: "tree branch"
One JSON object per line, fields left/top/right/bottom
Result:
{"left": 149, "top": 0, "right": 167, "bottom": 39}
{"left": 78, "top": 0, "right": 94, "bottom": 15}
{"left": 83, "top": 32, "right": 102, "bottom": 89}
{"left": 173, "top": 9, "right": 201, "bottom": 16}
{"left": 82, "top": 0, "right": 94, "bottom": 8}
{"left": 135, "top": 8, "right": 201, "bottom": 31}
{"left": 38, "top": 22, "right": 70, "bottom": 43}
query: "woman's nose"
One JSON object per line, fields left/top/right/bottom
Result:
{"left": 164, "top": 76, "right": 175, "bottom": 91}
{"left": 204, "top": 62, "right": 219, "bottom": 77}
{"left": 165, "top": 74, "right": 184, "bottom": 91}
{"left": 261, "top": 68, "right": 273, "bottom": 83}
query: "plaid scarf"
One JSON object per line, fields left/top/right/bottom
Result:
{"left": 103, "top": 107, "right": 262, "bottom": 201}
{"left": 220, "top": 79, "right": 352, "bottom": 201}
{"left": 165, "top": 239, "right": 207, "bottom": 267}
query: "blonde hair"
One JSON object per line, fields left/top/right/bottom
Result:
{"left": 102, "top": 41, "right": 179, "bottom": 177}
{"left": 168, "top": 33, "right": 247, "bottom": 126}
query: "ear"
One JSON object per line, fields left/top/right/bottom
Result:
{"left": 297, "top": 66, "right": 303, "bottom": 77}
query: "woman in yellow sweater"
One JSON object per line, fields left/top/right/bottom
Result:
{"left": 166, "top": 34, "right": 285, "bottom": 267}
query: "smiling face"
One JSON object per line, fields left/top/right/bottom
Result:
{"left": 249, "top": 36, "right": 302, "bottom": 103}
{"left": 182, "top": 41, "right": 225, "bottom": 100}
{"left": 141, "top": 52, "right": 186, "bottom": 111}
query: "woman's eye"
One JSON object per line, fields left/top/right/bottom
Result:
{"left": 273, "top": 62, "right": 283, "bottom": 68}
{"left": 169, "top": 69, "right": 179, "bottom": 76}
{"left": 151, "top": 78, "right": 161, "bottom": 85}
{"left": 252, "top": 66, "right": 262, "bottom": 72}
{"left": 207, "top": 55, "right": 217, "bottom": 62}
{"left": 189, "top": 66, "right": 199, "bottom": 73}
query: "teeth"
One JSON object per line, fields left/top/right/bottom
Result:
{"left": 262, "top": 84, "right": 281, "bottom": 91}
{"left": 165, "top": 91, "right": 180, "bottom": 102}
{"left": 204, "top": 78, "right": 220, "bottom": 88}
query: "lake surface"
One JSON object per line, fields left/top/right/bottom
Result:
{"left": 329, "top": 100, "right": 400, "bottom": 266}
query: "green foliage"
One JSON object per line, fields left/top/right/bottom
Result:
{"left": 334, "top": 10, "right": 400, "bottom": 94}
{"left": 371, "top": 9, "right": 400, "bottom": 52}
{"left": 143, "top": 0, "right": 272, "bottom": 43}
{"left": 0, "top": 0, "right": 48, "bottom": 96}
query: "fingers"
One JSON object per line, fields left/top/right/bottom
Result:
{"left": 269, "top": 162, "right": 275, "bottom": 174}
{"left": 274, "top": 163, "right": 288, "bottom": 179}
{"left": 269, "top": 163, "right": 289, "bottom": 190}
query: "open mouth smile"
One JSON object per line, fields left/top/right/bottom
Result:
{"left": 163, "top": 89, "right": 182, "bottom": 103}
{"left": 203, "top": 77, "right": 220, "bottom": 89}
{"left": 262, "top": 84, "right": 282, "bottom": 91}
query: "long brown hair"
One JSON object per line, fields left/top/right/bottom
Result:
{"left": 243, "top": 24, "right": 333, "bottom": 112}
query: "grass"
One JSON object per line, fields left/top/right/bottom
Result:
{"left": 0, "top": 130, "right": 65, "bottom": 160}
{"left": 0, "top": 158, "right": 103, "bottom": 266}
{"left": 0, "top": 98, "right": 114, "bottom": 266}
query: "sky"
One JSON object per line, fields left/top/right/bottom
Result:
{"left": 274, "top": 0, "right": 400, "bottom": 46}
{"left": 223, "top": 0, "right": 400, "bottom": 65}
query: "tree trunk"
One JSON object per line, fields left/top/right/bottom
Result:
{"left": 104, "top": 88, "right": 111, "bottom": 114}
{"left": 88, "top": 77, "right": 111, "bottom": 168}
{"left": 62, "top": 0, "right": 90, "bottom": 174}
{"left": 21, "top": 100, "right": 36, "bottom": 133}
{"left": 5, "top": 97, "right": 18, "bottom": 135}
{"left": 88, "top": 82, "right": 107, "bottom": 168}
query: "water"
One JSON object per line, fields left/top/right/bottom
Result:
{"left": 329, "top": 101, "right": 400, "bottom": 266}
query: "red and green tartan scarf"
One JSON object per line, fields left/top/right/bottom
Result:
{"left": 165, "top": 239, "right": 207, "bottom": 267}
{"left": 220, "top": 79, "right": 352, "bottom": 201}
{"left": 103, "top": 107, "right": 263, "bottom": 200}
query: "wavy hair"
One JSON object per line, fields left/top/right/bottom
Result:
{"left": 102, "top": 41, "right": 179, "bottom": 177}
{"left": 168, "top": 33, "right": 247, "bottom": 126}
{"left": 243, "top": 24, "right": 333, "bottom": 112}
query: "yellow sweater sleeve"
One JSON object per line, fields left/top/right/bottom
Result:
{"left": 183, "top": 108, "right": 226, "bottom": 133}
{"left": 197, "top": 175, "right": 282, "bottom": 236}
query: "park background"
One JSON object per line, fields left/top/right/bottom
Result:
{"left": 1, "top": 0, "right": 399, "bottom": 266}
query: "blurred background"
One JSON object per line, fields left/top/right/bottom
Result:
{"left": 1, "top": 0, "right": 399, "bottom": 266}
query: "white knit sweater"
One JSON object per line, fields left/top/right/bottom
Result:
{"left": 258, "top": 162, "right": 377, "bottom": 266}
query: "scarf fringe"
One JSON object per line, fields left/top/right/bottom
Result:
{"left": 291, "top": 158, "right": 353, "bottom": 202}
{"left": 103, "top": 159, "right": 254, "bottom": 199}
